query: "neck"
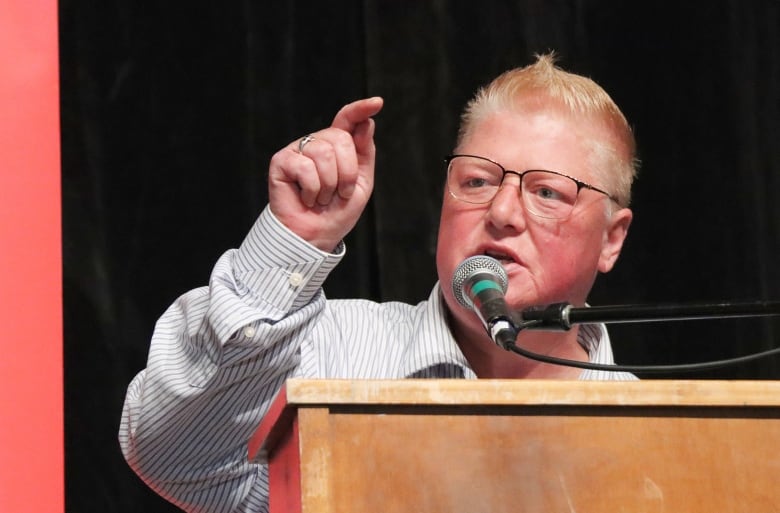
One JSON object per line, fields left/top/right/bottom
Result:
{"left": 453, "top": 318, "right": 588, "bottom": 379}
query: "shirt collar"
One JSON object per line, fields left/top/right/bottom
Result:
{"left": 398, "top": 283, "right": 477, "bottom": 379}
{"left": 398, "top": 284, "right": 612, "bottom": 379}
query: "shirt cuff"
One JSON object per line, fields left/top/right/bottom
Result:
{"left": 229, "top": 205, "right": 345, "bottom": 314}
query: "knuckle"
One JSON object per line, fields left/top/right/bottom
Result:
{"left": 333, "top": 130, "right": 355, "bottom": 150}
{"left": 269, "top": 148, "right": 288, "bottom": 166}
{"left": 311, "top": 145, "right": 338, "bottom": 169}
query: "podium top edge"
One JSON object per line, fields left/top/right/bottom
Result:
{"left": 278, "top": 379, "right": 780, "bottom": 407}
{"left": 248, "top": 379, "right": 780, "bottom": 462}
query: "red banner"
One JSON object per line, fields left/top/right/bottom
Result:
{"left": 0, "top": 0, "right": 63, "bottom": 511}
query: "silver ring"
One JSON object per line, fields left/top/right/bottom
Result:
{"left": 298, "top": 134, "right": 316, "bottom": 153}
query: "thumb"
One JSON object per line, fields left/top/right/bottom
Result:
{"left": 352, "top": 117, "right": 376, "bottom": 162}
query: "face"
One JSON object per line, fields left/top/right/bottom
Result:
{"left": 436, "top": 107, "right": 633, "bottom": 338}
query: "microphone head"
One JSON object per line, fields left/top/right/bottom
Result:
{"left": 451, "top": 256, "right": 509, "bottom": 308}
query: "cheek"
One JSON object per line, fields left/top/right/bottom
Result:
{"left": 436, "top": 203, "right": 482, "bottom": 276}
{"left": 538, "top": 242, "right": 579, "bottom": 287}
{"left": 528, "top": 228, "right": 603, "bottom": 301}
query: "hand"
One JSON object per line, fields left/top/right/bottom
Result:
{"left": 268, "top": 97, "right": 384, "bottom": 252}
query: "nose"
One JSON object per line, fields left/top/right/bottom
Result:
{"left": 485, "top": 174, "right": 528, "bottom": 233}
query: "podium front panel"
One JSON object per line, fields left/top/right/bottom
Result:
{"left": 250, "top": 380, "right": 780, "bottom": 513}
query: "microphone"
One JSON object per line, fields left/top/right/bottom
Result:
{"left": 451, "top": 256, "right": 519, "bottom": 349}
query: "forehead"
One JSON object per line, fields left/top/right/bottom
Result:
{"left": 458, "top": 108, "right": 623, "bottom": 184}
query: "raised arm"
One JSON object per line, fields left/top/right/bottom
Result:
{"left": 120, "top": 98, "right": 383, "bottom": 513}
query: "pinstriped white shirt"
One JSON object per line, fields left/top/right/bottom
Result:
{"left": 119, "top": 206, "right": 636, "bottom": 513}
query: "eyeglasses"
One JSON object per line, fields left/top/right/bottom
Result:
{"left": 445, "top": 154, "right": 619, "bottom": 220}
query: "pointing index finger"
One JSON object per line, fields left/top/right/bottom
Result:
{"left": 331, "top": 97, "right": 384, "bottom": 133}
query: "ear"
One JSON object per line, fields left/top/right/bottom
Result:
{"left": 598, "top": 207, "right": 632, "bottom": 273}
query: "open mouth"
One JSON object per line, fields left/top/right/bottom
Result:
{"left": 484, "top": 249, "right": 516, "bottom": 265}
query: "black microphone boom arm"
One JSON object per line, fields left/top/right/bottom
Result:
{"left": 520, "top": 301, "right": 780, "bottom": 331}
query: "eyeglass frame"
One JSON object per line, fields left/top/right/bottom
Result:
{"left": 444, "top": 154, "right": 621, "bottom": 217}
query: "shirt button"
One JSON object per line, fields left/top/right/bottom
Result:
{"left": 289, "top": 272, "right": 304, "bottom": 287}
{"left": 243, "top": 326, "right": 256, "bottom": 338}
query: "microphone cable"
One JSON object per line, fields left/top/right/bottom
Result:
{"left": 505, "top": 320, "right": 780, "bottom": 374}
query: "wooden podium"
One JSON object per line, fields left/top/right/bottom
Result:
{"left": 248, "top": 379, "right": 780, "bottom": 512}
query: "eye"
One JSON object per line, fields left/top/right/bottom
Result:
{"left": 457, "top": 166, "right": 501, "bottom": 189}
{"left": 535, "top": 186, "right": 562, "bottom": 200}
{"left": 527, "top": 182, "right": 567, "bottom": 202}
{"left": 523, "top": 172, "right": 577, "bottom": 204}
{"left": 464, "top": 177, "right": 490, "bottom": 188}
{"left": 447, "top": 156, "right": 504, "bottom": 203}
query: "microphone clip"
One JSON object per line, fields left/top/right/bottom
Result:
{"left": 517, "top": 303, "right": 574, "bottom": 331}
{"left": 492, "top": 306, "right": 572, "bottom": 349}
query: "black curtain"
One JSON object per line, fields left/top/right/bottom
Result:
{"left": 60, "top": 1, "right": 780, "bottom": 511}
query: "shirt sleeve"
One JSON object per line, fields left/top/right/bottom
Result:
{"left": 118, "top": 205, "right": 344, "bottom": 513}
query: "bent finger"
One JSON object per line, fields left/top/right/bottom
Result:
{"left": 331, "top": 96, "right": 383, "bottom": 134}
{"left": 301, "top": 137, "right": 339, "bottom": 205}
{"left": 274, "top": 150, "right": 322, "bottom": 208}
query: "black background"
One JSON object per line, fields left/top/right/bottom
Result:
{"left": 60, "top": 1, "right": 779, "bottom": 511}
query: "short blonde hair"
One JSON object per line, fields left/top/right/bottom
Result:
{"left": 458, "top": 53, "right": 638, "bottom": 207}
